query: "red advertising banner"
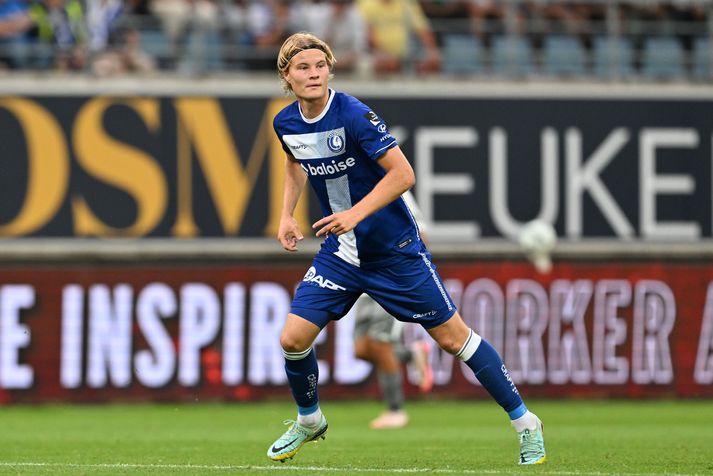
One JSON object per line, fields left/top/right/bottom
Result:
{"left": 0, "top": 259, "right": 711, "bottom": 404}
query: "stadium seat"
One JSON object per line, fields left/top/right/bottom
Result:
{"left": 139, "top": 29, "right": 173, "bottom": 69}
{"left": 592, "top": 36, "right": 634, "bottom": 79}
{"left": 542, "top": 35, "right": 586, "bottom": 76}
{"left": 442, "top": 34, "right": 484, "bottom": 75}
{"left": 491, "top": 35, "right": 534, "bottom": 76}
{"left": 692, "top": 37, "right": 711, "bottom": 80}
{"left": 182, "top": 30, "right": 225, "bottom": 73}
{"left": 641, "top": 36, "right": 684, "bottom": 79}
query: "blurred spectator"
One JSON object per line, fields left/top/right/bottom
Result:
{"left": 126, "top": 0, "right": 150, "bottom": 16}
{"left": 357, "top": 0, "right": 441, "bottom": 73}
{"left": 291, "top": 0, "right": 369, "bottom": 73}
{"left": 524, "top": 1, "right": 581, "bottom": 37}
{"left": 150, "top": 0, "right": 219, "bottom": 71}
{"left": 0, "top": 0, "right": 33, "bottom": 69}
{"left": 85, "top": 0, "right": 123, "bottom": 53}
{"left": 150, "top": 0, "right": 190, "bottom": 42}
{"left": 325, "top": 0, "right": 370, "bottom": 73}
{"left": 621, "top": 0, "right": 671, "bottom": 70}
{"left": 289, "top": 0, "right": 332, "bottom": 38}
{"left": 419, "top": 0, "right": 472, "bottom": 41}
{"left": 28, "top": 0, "right": 87, "bottom": 70}
{"left": 221, "top": 0, "right": 248, "bottom": 42}
{"left": 242, "top": 0, "right": 290, "bottom": 70}
{"left": 91, "top": 26, "right": 156, "bottom": 75}
{"left": 191, "top": 0, "right": 220, "bottom": 31}
{"left": 666, "top": 0, "right": 708, "bottom": 51}
{"left": 219, "top": 0, "right": 249, "bottom": 68}
{"left": 465, "top": 0, "right": 509, "bottom": 44}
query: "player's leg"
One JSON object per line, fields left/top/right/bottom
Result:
{"left": 267, "top": 313, "right": 328, "bottom": 462}
{"left": 393, "top": 338, "right": 433, "bottom": 393}
{"left": 357, "top": 336, "right": 410, "bottom": 429}
{"left": 267, "top": 253, "right": 360, "bottom": 462}
{"left": 281, "top": 313, "right": 325, "bottom": 426}
{"left": 366, "top": 248, "right": 545, "bottom": 464}
{"left": 427, "top": 313, "right": 546, "bottom": 465}
{"left": 353, "top": 296, "right": 409, "bottom": 429}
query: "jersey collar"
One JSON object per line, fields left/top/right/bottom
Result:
{"left": 299, "top": 88, "right": 335, "bottom": 124}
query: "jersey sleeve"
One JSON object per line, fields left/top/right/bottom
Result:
{"left": 346, "top": 98, "right": 398, "bottom": 161}
{"left": 272, "top": 114, "right": 292, "bottom": 156}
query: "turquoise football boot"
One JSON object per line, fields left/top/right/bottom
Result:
{"left": 518, "top": 417, "right": 546, "bottom": 465}
{"left": 267, "top": 415, "right": 328, "bottom": 462}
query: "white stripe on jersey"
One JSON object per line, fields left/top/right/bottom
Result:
{"left": 326, "top": 174, "right": 360, "bottom": 267}
{"left": 283, "top": 127, "right": 346, "bottom": 161}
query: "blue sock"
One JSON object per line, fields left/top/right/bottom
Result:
{"left": 457, "top": 330, "right": 527, "bottom": 420}
{"left": 284, "top": 347, "right": 320, "bottom": 415}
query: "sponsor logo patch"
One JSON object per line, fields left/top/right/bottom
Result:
{"left": 300, "top": 157, "right": 356, "bottom": 176}
{"left": 302, "top": 266, "right": 346, "bottom": 290}
{"left": 364, "top": 111, "right": 380, "bottom": 126}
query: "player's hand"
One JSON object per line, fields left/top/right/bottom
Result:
{"left": 313, "top": 210, "right": 360, "bottom": 238}
{"left": 277, "top": 216, "right": 304, "bottom": 252}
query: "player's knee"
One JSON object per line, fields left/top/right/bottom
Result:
{"left": 433, "top": 335, "right": 462, "bottom": 355}
{"left": 279, "top": 332, "right": 311, "bottom": 353}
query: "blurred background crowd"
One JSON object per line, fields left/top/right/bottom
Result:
{"left": 0, "top": 0, "right": 709, "bottom": 79}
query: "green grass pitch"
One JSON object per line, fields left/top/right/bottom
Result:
{"left": 0, "top": 399, "right": 710, "bottom": 475}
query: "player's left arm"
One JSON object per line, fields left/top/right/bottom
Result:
{"left": 313, "top": 146, "right": 414, "bottom": 238}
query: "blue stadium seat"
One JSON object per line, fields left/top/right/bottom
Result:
{"left": 641, "top": 36, "right": 684, "bottom": 79}
{"left": 692, "top": 37, "right": 711, "bottom": 80}
{"left": 542, "top": 35, "right": 586, "bottom": 76}
{"left": 442, "top": 34, "right": 484, "bottom": 74}
{"left": 183, "top": 30, "right": 225, "bottom": 73}
{"left": 491, "top": 35, "right": 533, "bottom": 76}
{"left": 592, "top": 36, "right": 634, "bottom": 78}
{"left": 139, "top": 29, "right": 173, "bottom": 68}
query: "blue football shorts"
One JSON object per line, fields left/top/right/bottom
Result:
{"left": 291, "top": 247, "right": 457, "bottom": 330}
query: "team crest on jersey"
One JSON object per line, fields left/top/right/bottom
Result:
{"left": 327, "top": 131, "right": 344, "bottom": 153}
{"left": 363, "top": 111, "right": 381, "bottom": 126}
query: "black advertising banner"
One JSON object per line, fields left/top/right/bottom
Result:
{"left": 0, "top": 259, "right": 712, "bottom": 403}
{"left": 0, "top": 95, "right": 710, "bottom": 240}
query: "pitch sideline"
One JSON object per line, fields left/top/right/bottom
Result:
{"left": 0, "top": 462, "right": 705, "bottom": 476}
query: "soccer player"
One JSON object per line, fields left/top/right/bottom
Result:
{"left": 353, "top": 191, "right": 434, "bottom": 430}
{"left": 267, "top": 32, "right": 546, "bottom": 465}
{"left": 354, "top": 293, "right": 433, "bottom": 429}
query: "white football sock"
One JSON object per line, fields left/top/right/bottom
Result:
{"left": 297, "top": 408, "right": 323, "bottom": 428}
{"left": 511, "top": 410, "right": 539, "bottom": 433}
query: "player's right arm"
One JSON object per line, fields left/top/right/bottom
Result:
{"left": 277, "top": 154, "right": 308, "bottom": 252}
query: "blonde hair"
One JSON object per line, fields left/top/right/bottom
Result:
{"left": 277, "top": 32, "right": 336, "bottom": 94}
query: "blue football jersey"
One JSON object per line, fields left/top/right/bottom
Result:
{"left": 273, "top": 89, "right": 422, "bottom": 268}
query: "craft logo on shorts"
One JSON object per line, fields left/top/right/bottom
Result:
{"left": 363, "top": 111, "right": 381, "bottom": 126}
{"left": 302, "top": 266, "right": 346, "bottom": 291}
{"left": 327, "top": 132, "right": 344, "bottom": 153}
{"left": 412, "top": 310, "right": 437, "bottom": 319}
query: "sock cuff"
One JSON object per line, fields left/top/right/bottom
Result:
{"left": 508, "top": 403, "right": 528, "bottom": 420}
{"left": 298, "top": 403, "right": 320, "bottom": 416}
{"left": 283, "top": 347, "right": 313, "bottom": 361}
{"left": 456, "top": 329, "right": 482, "bottom": 361}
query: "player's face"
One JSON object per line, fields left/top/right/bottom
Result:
{"left": 285, "top": 49, "right": 330, "bottom": 102}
